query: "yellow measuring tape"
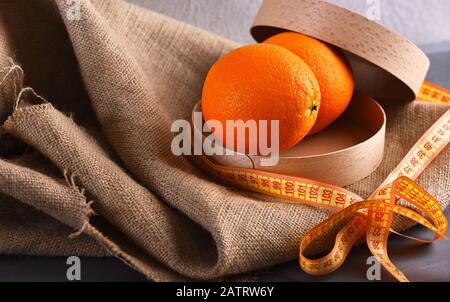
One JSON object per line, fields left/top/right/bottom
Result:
{"left": 193, "top": 81, "right": 450, "bottom": 282}
{"left": 419, "top": 81, "right": 450, "bottom": 105}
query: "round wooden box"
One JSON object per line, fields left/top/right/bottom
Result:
{"left": 194, "top": 0, "right": 430, "bottom": 186}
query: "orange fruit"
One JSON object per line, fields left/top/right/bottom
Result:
{"left": 264, "top": 32, "right": 354, "bottom": 135}
{"left": 202, "top": 44, "right": 321, "bottom": 153}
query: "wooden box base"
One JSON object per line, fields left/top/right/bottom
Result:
{"left": 192, "top": 92, "right": 386, "bottom": 187}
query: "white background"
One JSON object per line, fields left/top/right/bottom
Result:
{"left": 129, "top": 0, "right": 450, "bottom": 52}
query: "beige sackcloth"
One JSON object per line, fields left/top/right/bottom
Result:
{"left": 0, "top": 0, "right": 448, "bottom": 281}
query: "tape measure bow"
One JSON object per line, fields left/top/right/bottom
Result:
{"left": 192, "top": 82, "right": 450, "bottom": 282}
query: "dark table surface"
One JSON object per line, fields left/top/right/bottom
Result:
{"left": 1, "top": 49, "right": 449, "bottom": 283}
{"left": 0, "top": 209, "right": 448, "bottom": 282}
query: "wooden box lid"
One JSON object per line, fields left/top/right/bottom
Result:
{"left": 251, "top": 0, "right": 430, "bottom": 101}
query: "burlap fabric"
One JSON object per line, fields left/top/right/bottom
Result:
{"left": 0, "top": 0, "right": 448, "bottom": 281}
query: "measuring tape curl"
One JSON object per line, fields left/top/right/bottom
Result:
{"left": 192, "top": 82, "right": 450, "bottom": 282}
{"left": 300, "top": 177, "right": 449, "bottom": 281}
